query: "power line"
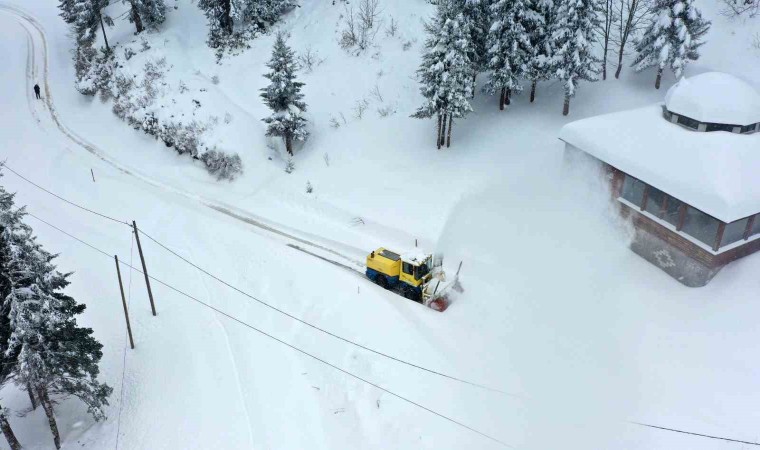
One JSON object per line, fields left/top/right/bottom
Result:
{"left": 2, "top": 161, "right": 511, "bottom": 395}
{"left": 136, "top": 227, "right": 515, "bottom": 397}
{"left": 26, "top": 211, "right": 760, "bottom": 449}
{"left": 2, "top": 163, "right": 130, "bottom": 226}
{"left": 631, "top": 422, "right": 760, "bottom": 446}
{"left": 26, "top": 212, "right": 512, "bottom": 448}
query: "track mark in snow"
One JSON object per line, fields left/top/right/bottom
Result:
{"left": 185, "top": 242, "right": 257, "bottom": 448}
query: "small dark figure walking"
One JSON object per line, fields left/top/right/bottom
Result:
{"left": 33, "top": 83, "right": 41, "bottom": 99}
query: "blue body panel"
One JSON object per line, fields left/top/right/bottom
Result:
{"left": 366, "top": 268, "right": 422, "bottom": 300}
{"left": 365, "top": 268, "right": 400, "bottom": 288}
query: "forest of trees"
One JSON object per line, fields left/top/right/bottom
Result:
{"left": 0, "top": 173, "right": 111, "bottom": 450}
{"left": 57, "top": 0, "right": 712, "bottom": 155}
{"left": 414, "top": 0, "right": 711, "bottom": 147}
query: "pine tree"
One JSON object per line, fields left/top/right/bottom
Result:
{"left": 126, "top": 0, "right": 144, "bottom": 33}
{"left": 126, "top": 0, "right": 167, "bottom": 33}
{"left": 198, "top": 0, "right": 233, "bottom": 48}
{"left": 260, "top": 32, "right": 308, "bottom": 156}
{"left": 549, "top": 0, "right": 602, "bottom": 115}
{"left": 524, "top": 0, "right": 555, "bottom": 102}
{"left": 413, "top": 1, "right": 474, "bottom": 149}
{"left": 0, "top": 177, "right": 112, "bottom": 450}
{"left": 0, "top": 184, "right": 22, "bottom": 450}
{"left": 137, "top": 0, "right": 167, "bottom": 29}
{"left": 460, "top": 0, "right": 491, "bottom": 96}
{"left": 632, "top": 0, "right": 710, "bottom": 89}
{"left": 72, "top": 0, "right": 111, "bottom": 51}
{"left": 240, "top": 0, "right": 297, "bottom": 28}
{"left": 484, "top": 0, "right": 536, "bottom": 110}
{"left": 59, "top": 0, "right": 77, "bottom": 24}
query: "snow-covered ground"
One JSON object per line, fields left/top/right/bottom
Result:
{"left": 0, "top": 0, "right": 759, "bottom": 449}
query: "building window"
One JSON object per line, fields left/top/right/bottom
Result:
{"left": 721, "top": 217, "right": 750, "bottom": 248}
{"left": 753, "top": 214, "right": 760, "bottom": 237}
{"left": 662, "top": 196, "right": 683, "bottom": 227}
{"left": 621, "top": 175, "right": 646, "bottom": 206}
{"left": 740, "top": 123, "right": 757, "bottom": 134}
{"left": 677, "top": 115, "right": 700, "bottom": 130}
{"left": 644, "top": 186, "right": 667, "bottom": 218}
{"left": 681, "top": 206, "right": 721, "bottom": 247}
{"left": 706, "top": 123, "right": 737, "bottom": 133}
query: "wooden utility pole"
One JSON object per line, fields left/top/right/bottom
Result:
{"left": 115, "top": 255, "right": 135, "bottom": 349}
{"left": 132, "top": 221, "right": 157, "bottom": 316}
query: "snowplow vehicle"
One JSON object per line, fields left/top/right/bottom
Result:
{"left": 365, "top": 247, "right": 449, "bottom": 311}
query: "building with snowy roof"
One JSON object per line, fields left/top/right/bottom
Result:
{"left": 559, "top": 72, "right": 760, "bottom": 287}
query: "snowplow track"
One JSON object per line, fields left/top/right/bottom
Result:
{"left": 0, "top": 2, "right": 365, "bottom": 274}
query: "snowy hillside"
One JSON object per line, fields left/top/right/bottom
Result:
{"left": 0, "top": 0, "right": 759, "bottom": 449}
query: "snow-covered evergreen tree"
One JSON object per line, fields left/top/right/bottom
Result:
{"left": 137, "top": 0, "right": 167, "bottom": 29}
{"left": 484, "top": 0, "right": 535, "bottom": 110}
{"left": 240, "top": 0, "right": 297, "bottom": 28}
{"left": 0, "top": 183, "right": 22, "bottom": 450}
{"left": 413, "top": 1, "right": 474, "bottom": 149}
{"left": 72, "top": 0, "right": 110, "bottom": 50}
{"left": 198, "top": 0, "right": 233, "bottom": 48}
{"left": 460, "top": 0, "right": 491, "bottom": 95}
{"left": 549, "top": 0, "right": 602, "bottom": 115}
{"left": 632, "top": 0, "right": 710, "bottom": 88}
{"left": 524, "top": 0, "right": 555, "bottom": 102}
{"left": 260, "top": 32, "right": 308, "bottom": 156}
{"left": 0, "top": 176, "right": 112, "bottom": 450}
{"left": 125, "top": 0, "right": 166, "bottom": 33}
{"left": 58, "top": 0, "right": 77, "bottom": 24}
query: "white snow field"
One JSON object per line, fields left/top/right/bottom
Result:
{"left": 0, "top": 0, "right": 759, "bottom": 449}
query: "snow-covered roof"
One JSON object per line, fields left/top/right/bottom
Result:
{"left": 559, "top": 104, "right": 760, "bottom": 223}
{"left": 664, "top": 72, "right": 760, "bottom": 125}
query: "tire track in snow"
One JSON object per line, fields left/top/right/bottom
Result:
{"left": 0, "top": 2, "right": 365, "bottom": 274}
{"left": 184, "top": 241, "right": 257, "bottom": 448}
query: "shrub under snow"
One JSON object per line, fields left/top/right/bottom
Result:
{"left": 77, "top": 43, "right": 243, "bottom": 181}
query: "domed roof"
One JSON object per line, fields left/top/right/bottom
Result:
{"left": 664, "top": 72, "right": 760, "bottom": 126}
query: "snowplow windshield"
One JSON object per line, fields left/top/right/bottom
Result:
{"left": 414, "top": 263, "right": 429, "bottom": 280}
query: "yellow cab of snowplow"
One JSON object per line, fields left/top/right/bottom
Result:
{"left": 366, "top": 247, "right": 431, "bottom": 289}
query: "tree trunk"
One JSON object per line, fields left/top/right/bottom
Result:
{"left": 615, "top": 0, "right": 637, "bottom": 80}
{"left": 37, "top": 387, "right": 60, "bottom": 450}
{"left": 26, "top": 383, "right": 36, "bottom": 409}
{"left": 563, "top": 94, "right": 570, "bottom": 116}
{"left": 222, "top": 0, "right": 233, "bottom": 35}
{"left": 99, "top": 14, "right": 110, "bottom": 52}
{"left": 499, "top": 88, "right": 505, "bottom": 111}
{"left": 440, "top": 112, "right": 447, "bottom": 148}
{"left": 130, "top": 0, "right": 144, "bottom": 34}
{"left": 0, "top": 408, "right": 21, "bottom": 450}
{"left": 602, "top": 43, "right": 608, "bottom": 80}
{"left": 436, "top": 113, "right": 442, "bottom": 149}
{"left": 530, "top": 80, "right": 537, "bottom": 103}
{"left": 505, "top": 88, "right": 511, "bottom": 106}
{"left": 446, "top": 114, "right": 453, "bottom": 148}
{"left": 285, "top": 134, "right": 293, "bottom": 156}
{"left": 471, "top": 73, "right": 477, "bottom": 99}
{"left": 655, "top": 67, "right": 663, "bottom": 89}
